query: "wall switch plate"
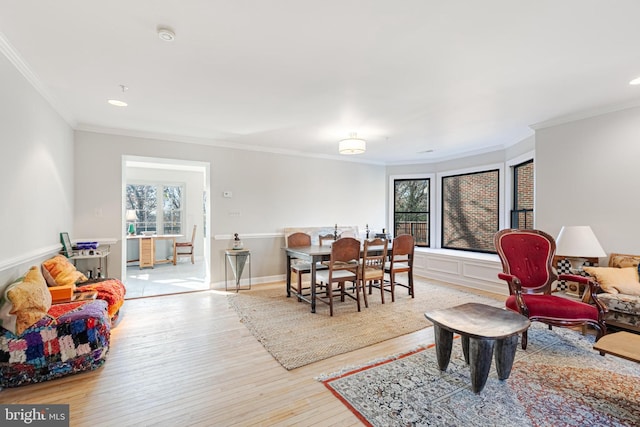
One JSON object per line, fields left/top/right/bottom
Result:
{"left": 223, "top": 191, "right": 232, "bottom": 198}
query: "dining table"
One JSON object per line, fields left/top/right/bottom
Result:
{"left": 283, "top": 241, "right": 390, "bottom": 313}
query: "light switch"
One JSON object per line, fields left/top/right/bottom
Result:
{"left": 223, "top": 191, "right": 233, "bottom": 198}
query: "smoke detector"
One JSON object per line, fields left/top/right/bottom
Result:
{"left": 157, "top": 27, "right": 176, "bottom": 42}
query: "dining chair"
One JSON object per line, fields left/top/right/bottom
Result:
{"left": 360, "top": 238, "right": 388, "bottom": 305}
{"left": 315, "top": 237, "right": 362, "bottom": 316}
{"left": 287, "top": 232, "right": 326, "bottom": 299}
{"left": 319, "top": 234, "right": 335, "bottom": 247}
{"left": 383, "top": 234, "right": 415, "bottom": 301}
{"left": 494, "top": 228, "right": 607, "bottom": 349}
{"left": 174, "top": 225, "right": 197, "bottom": 264}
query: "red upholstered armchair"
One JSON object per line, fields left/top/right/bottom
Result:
{"left": 494, "top": 229, "right": 607, "bottom": 349}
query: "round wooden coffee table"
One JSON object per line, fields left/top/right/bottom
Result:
{"left": 425, "top": 302, "right": 530, "bottom": 393}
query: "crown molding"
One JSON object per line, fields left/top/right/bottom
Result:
{"left": 75, "top": 123, "right": 385, "bottom": 166}
{"left": 0, "top": 31, "right": 76, "bottom": 127}
{"left": 530, "top": 99, "right": 640, "bottom": 131}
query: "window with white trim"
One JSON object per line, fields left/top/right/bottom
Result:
{"left": 393, "top": 178, "right": 430, "bottom": 247}
{"left": 441, "top": 169, "right": 499, "bottom": 253}
{"left": 126, "top": 183, "right": 184, "bottom": 234}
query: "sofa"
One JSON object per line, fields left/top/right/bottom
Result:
{"left": 581, "top": 253, "right": 640, "bottom": 333}
{"left": 0, "top": 255, "right": 126, "bottom": 388}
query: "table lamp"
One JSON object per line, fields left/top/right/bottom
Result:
{"left": 126, "top": 210, "right": 137, "bottom": 235}
{"left": 555, "top": 225, "right": 606, "bottom": 271}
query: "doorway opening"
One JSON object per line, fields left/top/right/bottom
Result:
{"left": 122, "top": 156, "right": 210, "bottom": 298}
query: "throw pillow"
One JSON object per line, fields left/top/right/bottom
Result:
{"left": 0, "top": 276, "right": 24, "bottom": 334}
{"left": 41, "top": 255, "right": 88, "bottom": 287}
{"left": 6, "top": 266, "right": 53, "bottom": 335}
{"left": 583, "top": 266, "right": 640, "bottom": 295}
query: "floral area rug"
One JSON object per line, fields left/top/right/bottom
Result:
{"left": 320, "top": 324, "right": 640, "bottom": 426}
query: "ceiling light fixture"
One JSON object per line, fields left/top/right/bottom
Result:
{"left": 157, "top": 27, "right": 176, "bottom": 42}
{"left": 629, "top": 76, "right": 640, "bottom": 85}
{"left": 107, "top": 85, "right": 128, "bottom": 107}
{"left": 339, "top": 133, "right": 366, "bottom": 155}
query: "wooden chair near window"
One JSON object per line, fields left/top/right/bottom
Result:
{"left": 174, "top": 225, "right": 197, "bottom": 264}
{"left": 315, "top": 237, "right": 362, "bottom": 316}
{"left": 382, "top": 234, "right": 415, "bottom": 302}
{"left": 360, "top": 238, "right": 388, "bottom": 305}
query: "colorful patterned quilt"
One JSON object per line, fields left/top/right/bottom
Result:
{"left": 76, "top": 278, "right": 126, "bottom": 319}
{"left": 0, "top": 299, "right": 110, "bottom": 388}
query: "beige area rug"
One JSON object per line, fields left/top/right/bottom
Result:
{"left": 227, "top": 279, "right": 505, "bottom": 370}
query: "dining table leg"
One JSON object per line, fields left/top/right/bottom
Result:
{"left": 286, "top": 254, "right": 292, "bottom": 297}
{"left": 310, "top": 257, "right": 317, "bottom": 313}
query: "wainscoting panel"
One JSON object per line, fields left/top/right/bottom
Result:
{"left": 413, "top": 249, "right": 507, "bottom": 296}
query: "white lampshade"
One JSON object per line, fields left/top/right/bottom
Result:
{"left": 556, "top": 225, "right": 606, "bottom": 270}
{"left": 126, "top": 209, "right": 137, "bottom": 221}
{"left": 339, "top": 133, "right": 366, "bottom": 155}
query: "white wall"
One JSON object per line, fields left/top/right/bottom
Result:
{"left": 535, "top": 106, "right": 640, "bottom": 255}
{"left": 74, "top": 130, "right": 386, "bottom": 283}
{"left": 0, "top": 52, "right": 74, "bottom": 286}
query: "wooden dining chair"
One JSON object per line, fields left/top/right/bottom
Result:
{"left": 174, "top": 225, "right": 197, "bottom": 264}
{"left": 315, "top": 237, "right": 361, "bottom": 316}
{"left": 383, "top": 234, "right": 415, "bottom": 302}
{"left": 287, "top": 232, "right": 326, "bottom": 299}
{"left": 319, "top": 234, "right": 335, "bottom": 247}
{"left": 361, "top": 238, "right": 388, "bottom": 305}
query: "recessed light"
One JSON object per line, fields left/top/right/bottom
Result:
{"left": 158, "top": 27, "right": 176, "bottom": 42}
{"left": 108, "top": 85, "right": 128, "bottom": 107}
{"left": 107, "top": 99, "right": 128, "bottom": 107}
{"left": 630, "top": 76, "right": 640, "bottom": 85}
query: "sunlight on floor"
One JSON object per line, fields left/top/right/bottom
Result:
{"left": 125, "top": 257, "right": 208, "bottom": 298}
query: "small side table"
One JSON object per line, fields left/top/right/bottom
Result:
{"left": 425, "top": 303, "right": 530, "bottom": 393}
{"left": 225, "top": 249, "right": 251, "bottom": 292}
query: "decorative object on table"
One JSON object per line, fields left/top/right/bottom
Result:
{"left": 555, "top": 225, "right": 606, "bottom": 271}
{"left": 225, "top": 248, "right": 251, "bottom": 292}
{"left": 232, "top": 232, "right": 243, "bottom": 250}
{"left": 319, "top": 323, "right": 640, "bottom": 427}
{"left": 60, "top": 232, "right": 73, "bottom": 257}
{"left": 365, "top": 224, "right": 369, "bottom": 238}
{"left": 126, "top": 209, "right": 137, "bottom": 235}
{"left": 494, "top": 228, "right": 607, "bottom": 349}
{"left": 374, "top": 228, "right": 390, "bottom": 240}
{"left": 333, "top": 224, "right": 339, "bottom": 240}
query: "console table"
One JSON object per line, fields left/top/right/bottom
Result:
{"left": 225, "top": 249, "right": 251, "bottom": 292}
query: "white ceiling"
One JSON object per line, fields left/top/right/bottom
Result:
{"left": 2, "top": 1, "right": 640, "bottom": 164}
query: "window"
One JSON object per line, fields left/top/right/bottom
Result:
{"left": 126, "top": 183, "right": 183, "bottom": 234}
{"left": 511, "top": 160, "right": 534, "bottom": 229}
{"left": 393, "top": 178, "right": 430, "bottom": 247}
{"left": 441, "top": 169, "right": 499, "bottom": 253}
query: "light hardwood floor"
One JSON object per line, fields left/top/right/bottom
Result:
{"left": 0, "top": 281, "right": 505, "bottom": 426}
